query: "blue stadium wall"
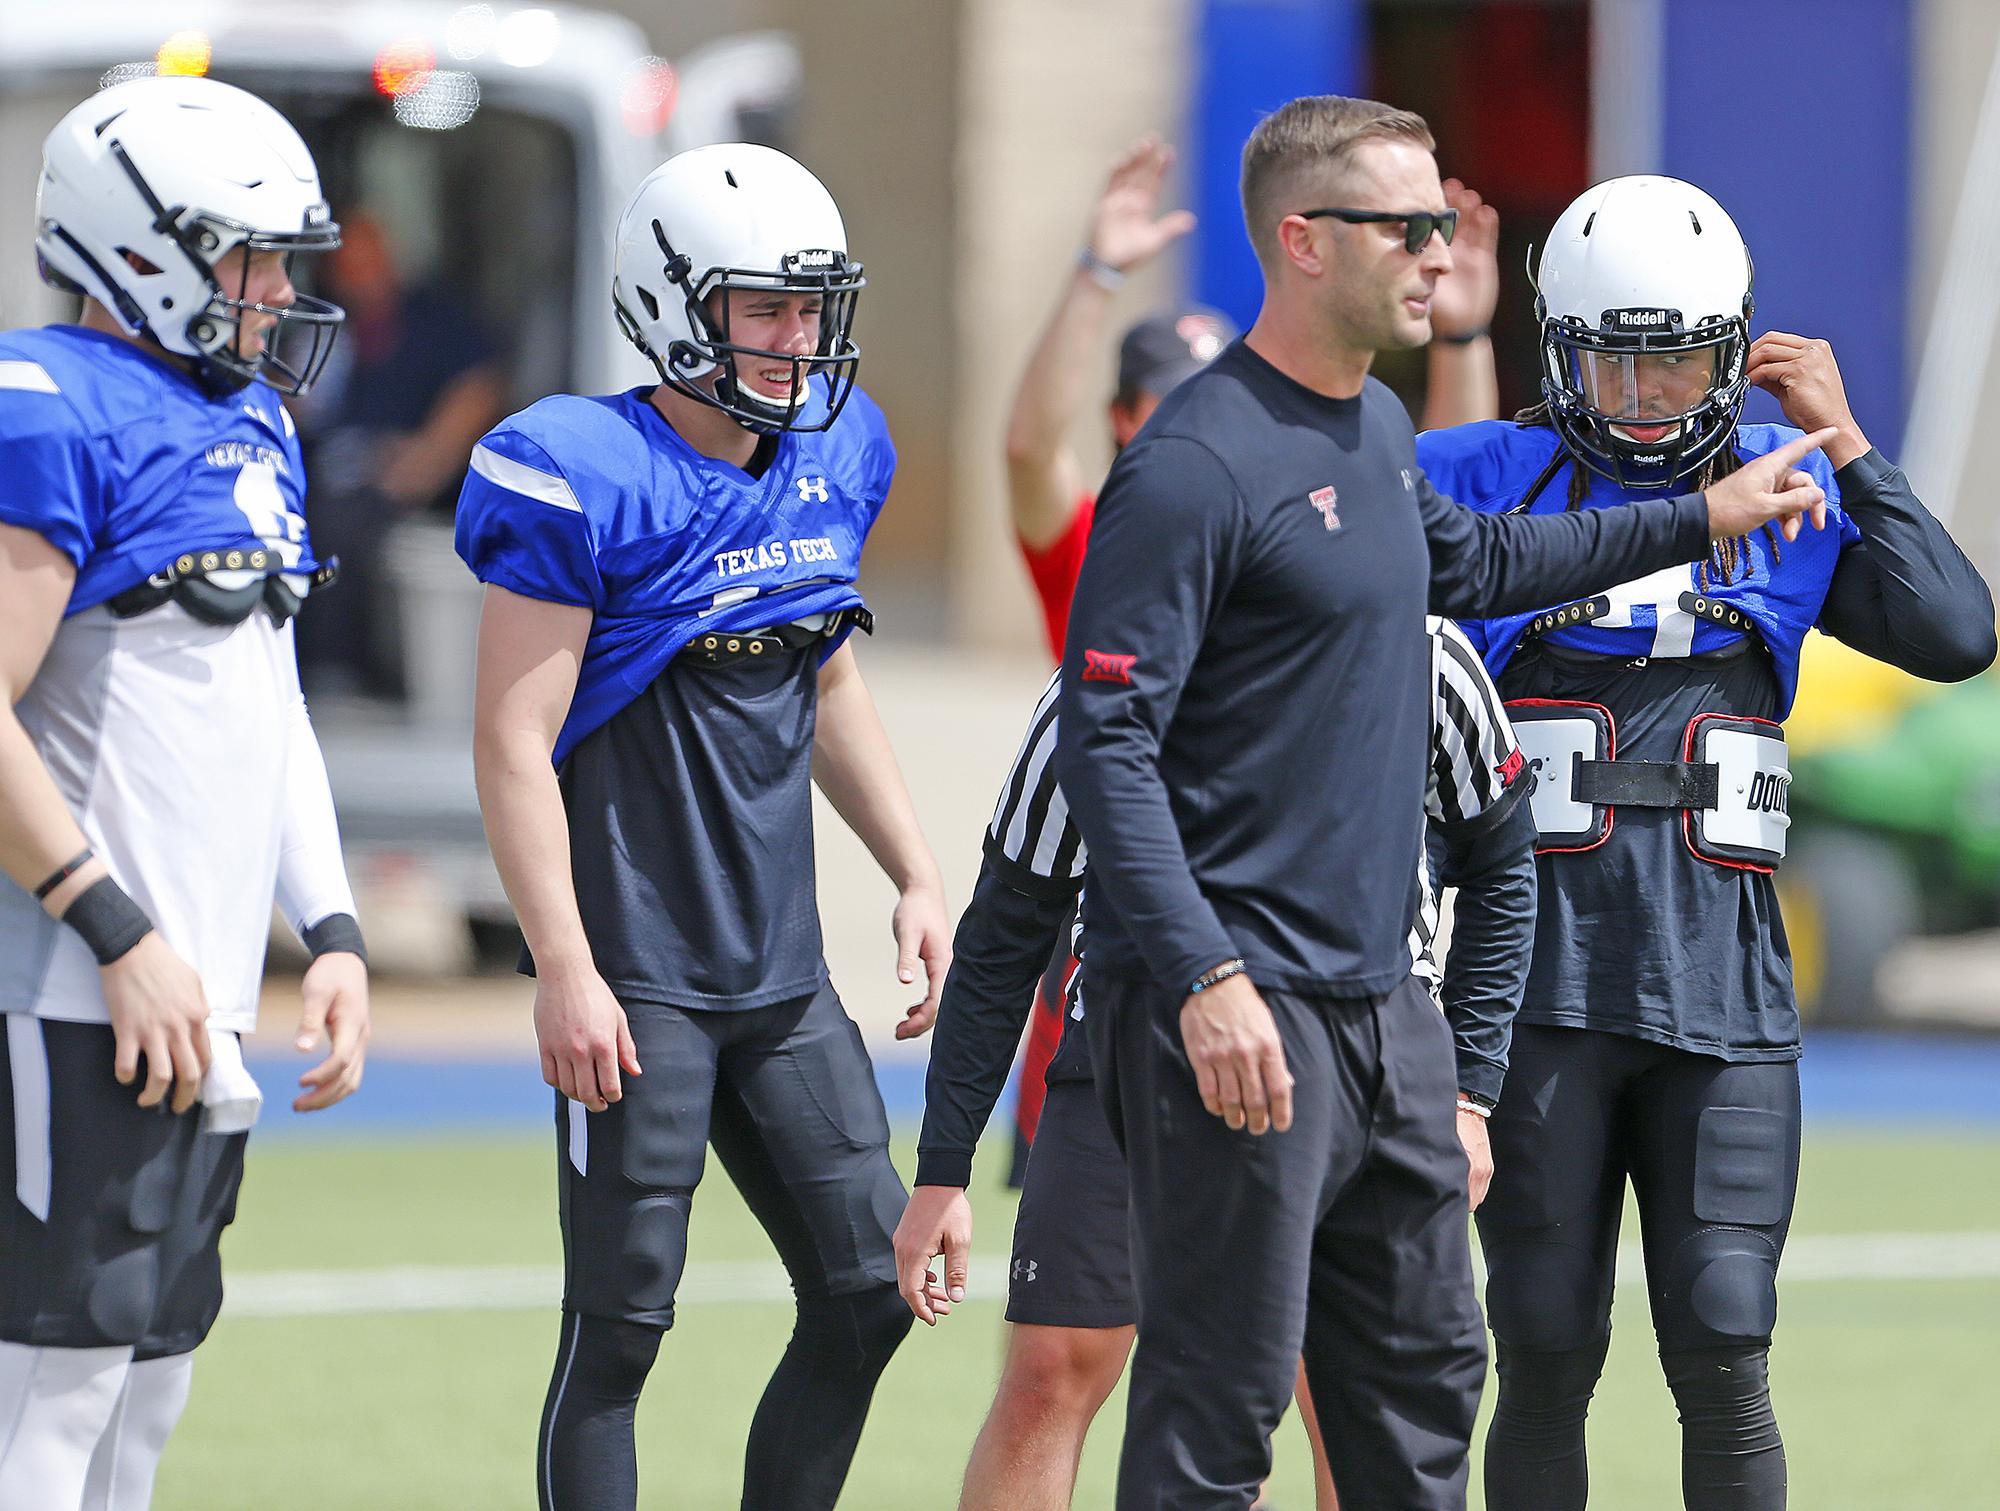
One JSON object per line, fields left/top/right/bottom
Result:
{"left": 1191, "top": 0, "right": 1912, "bottom": 452}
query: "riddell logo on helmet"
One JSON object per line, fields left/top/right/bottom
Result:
{"left": 785, "top": 249, "right": 837, "bottom": 271}
{"left": 1615, "top": 310, "right": 1669, "bottom": 327}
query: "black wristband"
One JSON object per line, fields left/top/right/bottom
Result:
{"left": 61, "top": 876, "right": 154, "bottom": 965}
{"left": 33, "top": 846, "right": 95, "bottom": 901}
{"left": 1435, "top": 327, "right": 1490, "bottom": 345}
{"left": 303, "top": 912, "right": 368, "bottom": 966}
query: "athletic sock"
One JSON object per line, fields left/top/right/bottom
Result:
{"left": 1661, "top": 1345, "right": 1786, "bottom": 1510}
{"left": 536, "top": 1313, "right": 664, "bottom": 1511}
{"left": 1483, "top": 1334, "right": 1612, "bottom": 1511}
{"left": 80, "top": 1351, "right": 195, "bottom": 1510}
{"left": 0, "top": 1340, "right": 135, "bottom": 1509}
{"left": 740, "top": 1284, "right": 911, "bottom": 1511}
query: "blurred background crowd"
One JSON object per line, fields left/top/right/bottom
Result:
{"left": 2, "top": 0, "right": 1997, "bottom": 1035}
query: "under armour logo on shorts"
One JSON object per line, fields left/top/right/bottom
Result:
{"left": 796, "top": 475, "right": 829, "bottom": 503}
{"left": 1011, "top": 1258, "right": 1038, "bottom": 1283}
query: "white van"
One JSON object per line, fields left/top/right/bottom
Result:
{"left": 0, "top": 3, "right": 801, "bottom": 958}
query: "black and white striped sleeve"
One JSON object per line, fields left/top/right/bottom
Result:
{"left": 983, "top": 671, "right": 1088, "bottom": 897}
{"left": 1426, "top": 617, "right": 1527, "bottom": 835}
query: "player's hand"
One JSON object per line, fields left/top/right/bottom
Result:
{"left": 1179, "top": 971, "right": 1293, "bottom": 1135}
{"left": 534, "top": 962, "right": 640, "bottom": 1113}
{"left": 100, "top": 932, "right": 211, "bottom": 1114}
{"left": 1456, "top": 1106, "right": 1493, "bottom": 1210}
{"left": 893, "top": 1184, "right": 973, "bottom": 1326}
{"left": 293, "top": 951, "right": 370, "bottom": 1112}
{"left": 891, "top": 878, "right": 951, "bottom": 1040}
{"left": 1703, "top": 427, "right": 1839, "bottom": 543}
{"left": 1746, "top": 333, "right": 1871, "bottom": 470}
{"left": 1428, "top": 179, "right": 1500, "bottom": 340}
{"left": 1089, "top": 134, "right": 1197, "bottom": 275}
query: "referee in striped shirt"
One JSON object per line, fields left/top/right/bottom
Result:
{"left": 894, "top": 617, "right": 1536, "bottom": 1509}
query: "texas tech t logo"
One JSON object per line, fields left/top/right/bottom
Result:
{"left": 1309, "top": 485, "right": 1340, "bottom": 531}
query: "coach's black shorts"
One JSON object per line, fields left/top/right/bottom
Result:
{"left": 1005, "top": 1079, "right": 1134, "bottom": 1329}
{"left": 555, "top": 981, "right": 905, "bottom": 1328}
{"left": 0, "top": 1016, "right": 247, "bottom": 1357}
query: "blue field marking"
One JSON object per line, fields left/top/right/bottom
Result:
{"left": 247, "top": 1030, "right": 1999, "bottom": 1138}
{"left": 244, "top": 1049, "right": 936, "bottom": 1139}
{"left": 1799, "top": 1030, "right": 2000, "bottom": 1124}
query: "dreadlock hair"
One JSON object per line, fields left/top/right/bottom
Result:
{"left": 1512, "top": 399, "right": 1780, "bottom": 591}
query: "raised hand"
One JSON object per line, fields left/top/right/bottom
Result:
{"left": 1429, "top": 179, "right": 1500, "bottom": 340}
{"left": 1747, "top": 333, "right": 1869, "bottom": 469}
{"left": 1089, "top": 135, "right": 1197, "bottom": 275}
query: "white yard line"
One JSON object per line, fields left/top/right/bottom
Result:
{"left": 223, "top": 1231, "right": 2000, "bottom": 1320}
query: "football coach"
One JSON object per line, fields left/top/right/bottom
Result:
{"left": 1054, "top": 95, "right": 1838, "bottom": 1511}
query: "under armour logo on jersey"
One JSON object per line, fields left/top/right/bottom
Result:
{"left": 1309, "top": 485, "right": 1340, "bottom": 531}
{"left": 1082, "top": 649, "right": 1137, "bottom": 684}
{"left": 796, "top": 475, "right": 829, "bottom": 503}
{"left": 1497, "top": 748, "right": 1526, "bottom": 785}
{"left": 1011, "top": 1258, "right": 1038, "bottom": 1283}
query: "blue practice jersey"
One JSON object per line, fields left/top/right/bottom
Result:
{"left": 455, "top": 381, "right": 896, "bottom": 763}
{"left": 1412, "top": 418, "right": 1996, "bottom": 1061}
{"left": 1418, "top": 419, "right": 1863, "bottom": 717}
{"left": 0, "top": 326, "right": 319, "bottom": 610}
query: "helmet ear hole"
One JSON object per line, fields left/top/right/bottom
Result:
{"left": 637, "top": 286, "right": 660, "bottom": 321}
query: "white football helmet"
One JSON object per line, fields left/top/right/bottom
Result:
{"left": 36, "top": 76, "right": 343, "bottom": 396}
{"left": 612, "top": 143, "right": 863, "bottom": 433}
{"left": 1533, "top": 175, "right": 1754, "bottom": 488}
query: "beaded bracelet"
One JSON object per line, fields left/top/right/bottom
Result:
{"left": 1455, "top": 1097, "right": 1492, "bottom": 1120}
{"left": 1190, "top": 958, "right": 1248, "bottom": 994}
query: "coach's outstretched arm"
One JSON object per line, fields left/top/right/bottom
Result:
{"left": 0, "top": 523, "right": 210, "bottom": 1112}
{"left": 472, "top": 586, "right": 640, "bottom": 1115}
{"left": 1422, "top": 427, "right": 1842, "bottom": 618}
{"left": 1054, "top": 439, "right": 1293, "bottom": 1137}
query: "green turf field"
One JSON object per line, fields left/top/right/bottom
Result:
{"left": 156, "top": 1127, "right": 1997, "bottom": 1510}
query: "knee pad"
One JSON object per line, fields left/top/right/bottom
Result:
{"left": 1485, "top": 1242, "right": 1612, "bottom": 1354}
{"left": 1491, "top": 1334, "right": 1611, "bottom": 1426}
{"left": 561, "top": 1315, "right": 665, "bottom": 1403}
{"left": 1659, "top": 1227, "right": 1779, "bottom": 1348}
{"left": 1659, "top": 1344, "right": 1782, "bottom": 1458}
{"left": 791, "top": 1284, "right": 910, "bottom": 1377}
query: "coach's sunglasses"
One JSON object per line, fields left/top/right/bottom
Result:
{"left": 1298, "top": 207, "right": 1459, "bottom": 255}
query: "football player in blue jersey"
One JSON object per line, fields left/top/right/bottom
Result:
{"left": 1416, "top": 176, "right": 1996, "bottom": 1511}
{"left": 458, "top": 144, "right": 952, "bottom": 1511}
{"left": 0, "top": 77, "right": 368, "bottom": 1508}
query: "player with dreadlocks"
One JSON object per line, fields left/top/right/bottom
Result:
{"left": 1416, "top": 175, "right": 1996, "bottom": 1511}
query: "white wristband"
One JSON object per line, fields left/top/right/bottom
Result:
{"left": 1455, "top": 1098, "right": 1492, "bottom": 1120}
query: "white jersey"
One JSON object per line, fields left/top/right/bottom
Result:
{"left": 0, "top": 605, "right": 303, "bottom": 1033}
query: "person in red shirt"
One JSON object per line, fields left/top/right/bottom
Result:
{"left": 990, "top": 134, "right": 1505, "bottom": 1510}
{"left": 1005, "top": 135, "right": 1503, "bottom": 661}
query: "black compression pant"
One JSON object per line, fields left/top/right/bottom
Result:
{"left": 1476, "top": 1025, "right": 1798, "bottom": 1511}
{"left": 537, "top": 987, "right": 911, "bottom": 1510}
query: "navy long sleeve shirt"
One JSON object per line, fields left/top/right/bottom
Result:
{"left": 1055, "top": 341, "right": 1710, "bottom": 1000}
